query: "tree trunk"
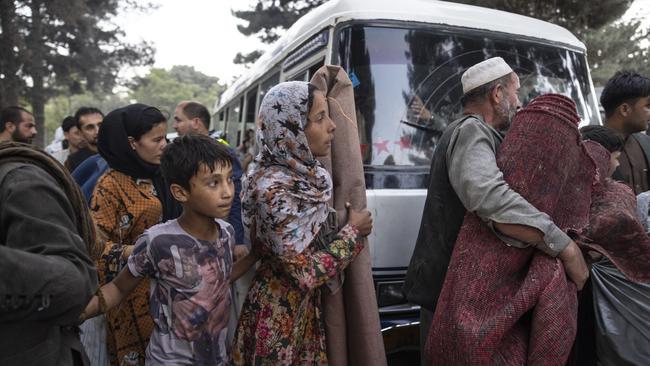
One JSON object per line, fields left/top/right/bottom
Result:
{"left": 28, "top": 0, "right": 46, "bottom": 147}
{"left": 0, "top": 0, "right": 21, "bottom": 107}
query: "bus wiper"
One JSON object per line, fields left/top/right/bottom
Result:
{"left": 400, "top": 119, "right": 438, "bottom": 133}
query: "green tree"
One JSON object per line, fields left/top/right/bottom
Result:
{"left": 232, "top": 0, "right": 326, "bottom": 64}
{"left": 128, "top": 65, "right": 226, "bottom": 123}
{"left": 584, "top": 19, "right": 650, "bottom": 85}
{"left": 0, "top": 0, "right": 155, "bottom": 146}
{"left": 43, "top": 65, "right": 227, "bottom": 144}
{"left": 453, "top": 0, "right": 634, "bottom": 34}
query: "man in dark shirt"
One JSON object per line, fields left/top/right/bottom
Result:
{"left": 0, "top": 142, "right": 98, "bottom": 365}
{"left": 601, "top": 71, "right": 650, "bottom": 194}
{"left": 65, "top": 107, "right": 104, "bottom": 172}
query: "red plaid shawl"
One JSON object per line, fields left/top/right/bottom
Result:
{"left": 427, "top": 94, "right": 595, "bottom": 365}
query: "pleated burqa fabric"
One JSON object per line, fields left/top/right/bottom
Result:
{"left": 581, "top": 140, "right": 650, "bottom": 282}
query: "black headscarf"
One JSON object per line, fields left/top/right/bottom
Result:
{"left": 97, "top": 103, "right": 181, "bottom": 221}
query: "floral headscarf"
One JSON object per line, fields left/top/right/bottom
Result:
{"left": 241, "top": 81, "right": 332, "bottom": 255}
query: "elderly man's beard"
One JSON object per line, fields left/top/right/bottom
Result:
{"left": 495, "top": 98, "right": 517, "bottom": 133}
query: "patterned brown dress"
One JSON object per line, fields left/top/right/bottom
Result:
{"left": 91, "top": 169, "right": 162, "bottom": 366}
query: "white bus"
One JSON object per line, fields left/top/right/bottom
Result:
{"left": 215, "top": 0, "right": 601, "bottom": 360}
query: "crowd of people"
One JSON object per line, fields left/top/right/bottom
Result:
{"left": 0, "top": 65, "right": 380, "bottom": 366}
{"left": 1, "top": 58, "right": 649, "bottom": 366}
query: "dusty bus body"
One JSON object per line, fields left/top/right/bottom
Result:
{"left": 215, "top": 0, "right": 600, "bottom": 359}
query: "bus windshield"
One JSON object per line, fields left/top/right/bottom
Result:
{"left": 337, "top": 24, "right": 599, "bottom": 188}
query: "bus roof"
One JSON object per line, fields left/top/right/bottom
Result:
{"left": 219, "top": 0, "right": 585, "bottom": 109}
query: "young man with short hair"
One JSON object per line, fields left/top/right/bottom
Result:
{"left": 53, "top": 116, "right": 88, "bottom": 164}
{"left": 0, "top": 106, "right": 37, "bottom": 144}
{"left": 600, "top": 71, "right": 650, "bottom": 194}
{"left": 65, "top": 107, "right": 104, "bottom": 172}
{"left": 81, "top": 134, "right": 258, "bottom": 365}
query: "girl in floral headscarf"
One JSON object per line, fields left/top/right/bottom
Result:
{"left": 232, "top": 81, "right": 373, "bottom": 365}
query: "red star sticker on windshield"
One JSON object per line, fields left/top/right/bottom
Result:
{"left": 395, "top": 136, "right": 411, "bottom": 150}
{"left": 373, "top": 139, "right": 390, "bottom": 154}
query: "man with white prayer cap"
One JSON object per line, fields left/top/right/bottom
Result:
{"left": 404, "top": 56, "right": 589, "bottom": 365}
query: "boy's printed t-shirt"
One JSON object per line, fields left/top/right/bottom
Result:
{"left": 128, "top": 218, "right": 235, "bottom": 365}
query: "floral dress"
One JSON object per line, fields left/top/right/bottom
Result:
{"left": 91, "top": 169, "right": 162, "bottom": 366}
{"left": 232, "top": 222, "right": 363, "bottom": 365}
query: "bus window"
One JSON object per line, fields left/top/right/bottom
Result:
{"left": 245, "top": 88, "right": 257, "bottom": 123}
{"left": 259, "top": 72, "right": 280, "bottom": 102}
{"left": 223, "top": 107, "right": 229, "bottom": 133}
{"left": 308, "top": 59, "right": 325, "bottom": 78}
{"left": 337, "top": 25, "right": 599, "bottom": 188}
{"left": 288, "top": 71, "right": 308, "bottom": 81}
{"left": 238, "top": 97, "right": 244, "bottom": 122}
{"left": 288, "top": 57, "right": 325, "bottom": 82}
{"left": 226, "top": 98, "right": 243, "bottom": 145}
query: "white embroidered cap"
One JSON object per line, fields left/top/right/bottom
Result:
{"left": 461, "top": 57, "right": 514, "bottom": 94}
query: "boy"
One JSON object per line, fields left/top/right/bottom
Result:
{"left": 82, "top": 134, "right": 258, "bottom": 365}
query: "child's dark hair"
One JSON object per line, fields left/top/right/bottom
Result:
{"left": 580, "top": 125, "right": 624, "bottom": 153}
{"left": 600, "top": 71, "right": 650, "bottom": 118}
{"left": 161, "top": 134, "right": 232, "bottom": 191}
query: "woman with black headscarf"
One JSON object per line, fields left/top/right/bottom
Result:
{"left": 90, "top": 104, "right": 180, "bottom": 366}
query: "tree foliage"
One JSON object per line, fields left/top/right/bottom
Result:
{"left": 233, "top": 50, "right": 264, "bottom": 66}
{"left": 43, "top": 65, "right": 227, "bottom": 142}
{"left": 0, "top": 0, "right": 156, "bottom": 146}
{"left": 233, "top": 0, "right": 326, "bottom": 43}
{"left": 584, "top": 19, "right": 650, "bottom": 85}
{"left": 232, "top": 0, "right": 326, "bottom": 64}
{"left": 128, "top": 65, "right": 225, "bottom": 120}
{"left": 454, "top": 0, "right": 634, "bottom": 35}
